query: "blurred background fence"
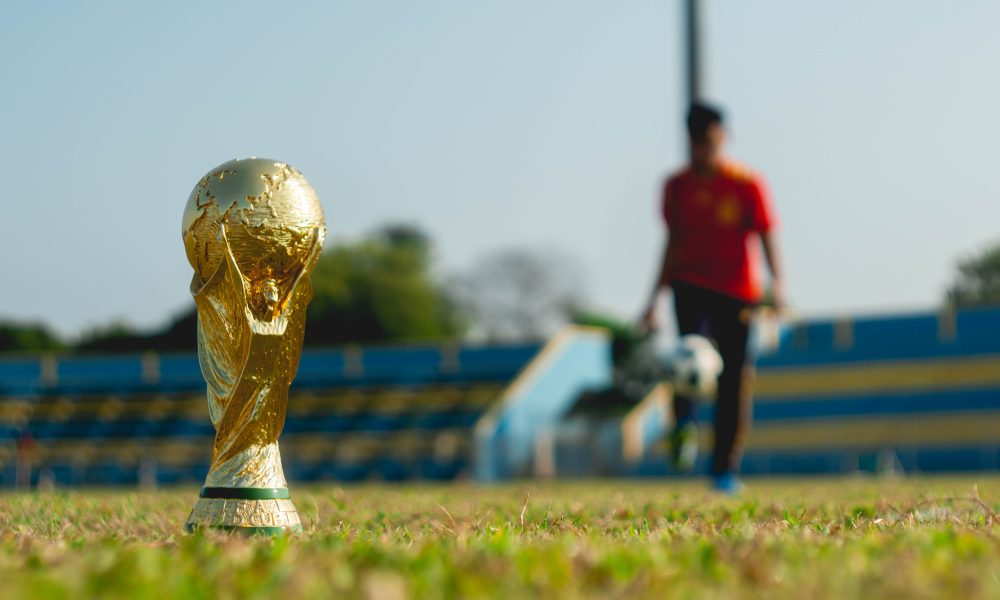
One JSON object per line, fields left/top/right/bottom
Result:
{"left": 2, "top": 306, "right": 999, "bottom": 488}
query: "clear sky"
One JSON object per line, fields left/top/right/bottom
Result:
{"left": 3, "top": 1, "right": 999, "bottom": 337}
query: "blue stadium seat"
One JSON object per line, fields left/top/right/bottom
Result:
{"left": 419, "top": 456, "right": 467, "bottom": 480}
{"left": 371, "top": 456, "right": 412, "bottom": 481}
{"left": 157, "top": 355, "right": 204, "bottom": 392}
{"left": 52, "top": 356, "right": 146, "bottom": 395}
{"left": 414, "top": 412, "right": 453, "bottom": 430}
{"left": 957, "top": 308, "right": 1000, "bottom": 354}
{"left": 361, "top": 347, "right": 443, "bottom": 385}
{"left": 914, "top": 446, "right": 994, "bottom": 472}
{"left": 455, "top": 344, "right": 540, "bottom": 382}
{"left": 851, "top": 314, "right": 940, "bottom": 358}
{"left": 355, "top": 411, "right": 410, "bottom": 432}
{"left": 327, "top": 461, "right": 370, "bottom": 482}
{"left": 0, "top": 358, "right": 41, "bottom": 395}
{"left": 293, "top": 351, "right": 349, "bottom": 389}
{"left": 753, "top": 389, "right": 1000, "bottom": 422}
{"left": 47, "top": 464, "right": 76, "bottom": 486}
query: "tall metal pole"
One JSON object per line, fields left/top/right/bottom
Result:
{"left": 685, "top": 0, "right": 703, "bottom": 106}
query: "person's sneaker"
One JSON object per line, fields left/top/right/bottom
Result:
{"left": 668, "top": 421, "right": 699, "bottom": 472}
{"left": 711, "top": 472, "right": 744, "bottom": 496}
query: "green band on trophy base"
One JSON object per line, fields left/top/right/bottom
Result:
{"left": 200, "top": 487, "right": 291, "bottom": 500}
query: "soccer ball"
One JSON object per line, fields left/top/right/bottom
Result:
{"left": 661, "top": 334, "right": 724, "bottom": 399}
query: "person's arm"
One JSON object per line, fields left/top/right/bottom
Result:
{"left": 641, "top": 234, "right": 678, "bottom": 331}
{"left": 745, "top": 173, "right": 785, "bottom": 313}
{"left": 760, "top": 229, "right": 786, "bottom": 312}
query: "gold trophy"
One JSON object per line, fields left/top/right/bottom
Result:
{"left": 181, "top": 158, "right": 326, "bottom": 534}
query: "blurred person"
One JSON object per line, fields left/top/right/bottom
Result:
{"left": 16, "top": 426, "right": 35, "bottom": 490}
{"left": 640, "top": 101, "right": 785, "bottom": 494}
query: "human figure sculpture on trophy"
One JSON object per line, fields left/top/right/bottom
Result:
{"left": 181, "top": 157, "right": 326, "bottom": 534}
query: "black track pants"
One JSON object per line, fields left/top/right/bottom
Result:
{"left": 672, "top": 280, "right": 754, "bottom": 475}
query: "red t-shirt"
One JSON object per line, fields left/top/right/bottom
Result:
{"left": 661, "top": 161, "right": 777, "bottom": 303}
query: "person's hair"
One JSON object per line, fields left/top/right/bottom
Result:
{"left": 686, "top": 102, "right": 724, "bottom": 140}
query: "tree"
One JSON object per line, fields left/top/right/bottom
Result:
{"left": 946, "top": 242, "right": 1000, "bottom": 308}
{"left": 76, "top": 321, "right": 146, "bottom": 354}
{"left": 451, "top": 248, "right": 585, "bottom": 342}
{"left": 304, "top": 224, "right": 463, "bottom": 345}
{"left": 0, "top": 321, "right": 65, "bottom": 354}
{"left": 75, "top": 311, "right": 197, "bottom": 354}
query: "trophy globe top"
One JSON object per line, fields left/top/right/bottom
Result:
{"left": 182, "top": 158, "right": 326, "bottom": 320}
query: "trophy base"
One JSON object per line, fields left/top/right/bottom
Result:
{"left": 185, "top": 487, "right": 302, "bottom": 535}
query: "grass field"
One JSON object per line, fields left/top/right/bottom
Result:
{"left": 3, "top": 477, "right": 1000, "bottom": 599}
